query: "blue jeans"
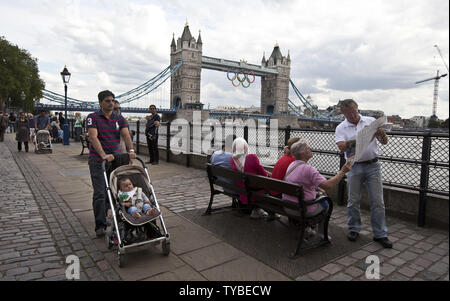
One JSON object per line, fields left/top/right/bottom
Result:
{"left": 346, "top": 162, "right": 387, "bottom": 238}
{"left": 128, "top": 203, "right": 152, "bottom": 215}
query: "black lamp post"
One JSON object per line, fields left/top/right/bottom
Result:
{"left": 20, "top": 91, "right": 25, "bottom": 112}
{"left": 60, "top": 65, "right": 71, "bottom": 145}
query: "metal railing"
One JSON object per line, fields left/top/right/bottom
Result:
{"left": 130, "top": 120, "right": 449, "bottom": 227}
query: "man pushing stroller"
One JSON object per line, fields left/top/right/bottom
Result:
{"left": 86, "top": 90, "right": 135, "bottom": 237}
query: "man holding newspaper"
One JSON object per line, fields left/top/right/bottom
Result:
{"left": 335, "top": 99, "right": 393, "bottom": 248}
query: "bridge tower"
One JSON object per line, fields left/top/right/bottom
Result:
{"left": 260, "top": 44, "right": 291, "bottom": 115}
{"left": 170, "top": 22, "right": 203, "bottom": 110}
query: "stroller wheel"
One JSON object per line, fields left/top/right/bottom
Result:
{"left": 105, "top": 232, "right": 114, "bottom": 249}
{"left": 118, "top": 254, "right": 124, "bottom": 268}
{"left": 162, "top": 240, "right": 170, "bottom": 256}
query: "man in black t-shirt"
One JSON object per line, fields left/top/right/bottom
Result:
{"left": 145, "top": 104, "right": 160, "bottom": 164}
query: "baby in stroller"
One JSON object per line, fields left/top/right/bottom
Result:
{"left": 118, "top": 177, "right": 158, "bottom": 218}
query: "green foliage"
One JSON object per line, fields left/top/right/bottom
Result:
{"left": 0, "top": 36, "right": 45, "bottom": 112}
{"left": 427, "top": 118, "right": 441, "bottom": 128}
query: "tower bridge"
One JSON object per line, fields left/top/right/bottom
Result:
{"left": 38, "top": 21, "right": 342, "bottom": 124}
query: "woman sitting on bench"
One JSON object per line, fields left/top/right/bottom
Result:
{"left": 283, "top": 139, "right": 352, "bottom": 237}
{"left": 230, "top": 137, "right": 272, "bottom": 220}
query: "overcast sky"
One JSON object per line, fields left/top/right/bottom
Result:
{"left": 1, "top": 0, "right": 448, "bottom": 119}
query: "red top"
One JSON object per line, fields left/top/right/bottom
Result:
{"left": 230, "top": 154, "right": 268, "bottom": 205}
{"left": 270, "top": 153, "right": 295, "bottom": 196}
{"left": 271, "top": 154, "right": 295, "bottom": 181}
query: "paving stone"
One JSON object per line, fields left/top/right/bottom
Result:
{"left": 350, "top": 250, "right": 371, "bottom": 260}
{"left": 389, "top": 257, "right": 406, "bottom": 267}
{"left": 430, "top": 247, "right": 448, "bottom": 256}
{"left": 30, "top": 262, "right": 62, "bottom": 272}
{"left": 398, "top": 266, "right": 419, "bottom": 278}
{"left": 336, "top": 256, "right": 358, "bottom": 267}
{"left": 409, "top": 234, "right": 426, "bottom": 241}
{"left": 414, "top": 241, "right": 434, "bottom": 251}
{"left": 325, "top": 272, "right": 352, "bottom": 281}
{"left": 90, "top": 251, "right": 105, "bottom": 262}
{"left": 399, "top": 238, "right": 416, "bottom": 246}
{"left": 386, "top": 272, "right": 410, "bottom": 281}
{"left": 43, "top": 268, "right": 66, "bottom": 278}
{"left": 380, "top": 263, "right": 396, "bottom": 276}
{"left": 96, "top": 260, "right": 111, "bottom": 272}
{"left": 85, "top": 267, "right": 102, "bottom": 279}
{"left": 103, "top": 269, "right": 121, "bottom": 281}
{"left": 414, "top": 257, "right": 434, "bottom": 268}
{"left": 398, "top": 251, "right": 420, "bottom": 262}
{"left": 307, "top": 269, "right": 329, "bottom": 281}
{"left": 6, "top": 267, "right": 29, "bottom": 276}
{"left": 295, "top": 275, "right": 313, "bottom": 281}
{"left": 344, "top": 266, "right": 365, "bottom": 278}
{"left": 320, "top": 263, "right": 343, "bottom": 275}
{"left": 379, "top": 249, "right": 400, "bottom": 258}
{"left": 421, "top": 252, "right": 443, "bottom": 263}
{"left": 409, "top": 263, "right": 426, "bottom": 272}
{"left": 0, "top": 263, "right": 19, "bottom": 272}
{"left": 427, "top": 263, "right": 449, "bottom": 276}
{"left": 17, "top": 272, "right": 43, "bottom": 281}
{"left": 417, "top": 270, "right": 441, "bottom": 281}
{"left": 80, "top": 256, "right": 96, "bottom": 268}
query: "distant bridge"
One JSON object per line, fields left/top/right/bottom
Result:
{"left": 34, "top": 103, "right": 177, "bottom": 114}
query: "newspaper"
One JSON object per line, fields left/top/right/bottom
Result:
{"left": 346, "top": 116, "right": 391, "bottom": 165}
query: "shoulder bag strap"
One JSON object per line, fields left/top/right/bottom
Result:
{"left": 284, "top": 161, "right": 306, "bottom": 181}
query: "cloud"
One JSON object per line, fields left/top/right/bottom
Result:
{"left": 0, "top": 0, "right": 448, "bottom": 119}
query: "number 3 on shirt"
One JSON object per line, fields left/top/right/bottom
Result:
{"left": 86, "top": 118, "right": 93, "bottom": 126}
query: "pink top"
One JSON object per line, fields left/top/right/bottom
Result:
{"left": 282, "top": 160, "right": 326, "bottom": 213}
{"left": 230, "top": 154, "right": 268, "bottom": 204}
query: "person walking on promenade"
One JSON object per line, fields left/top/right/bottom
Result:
{"left": 335, "top": 99, "right": 393, "bottom": 248}
{"left": 58, "top": 112, "right": 65, "bottom": 128}
{"left": 74, "top": 112, "right": 83, "bottom": 142}
{"left": 34, "top": 110, "right": 50, "bottom": 132}
{"left": 16, "top": 112, "right": 30, "bottom": 152}
{"left": 8, "top": 112, "right": 16, "bottom": 133}
{"left": 113, "top": 100, "right": 132, "bottom": 154}
{"left": 0, "top": 111, "right": 9, "bottom": 141}
{"left": 145, "top": 104, "right": 160, "bottom": 165}
{"left": 28, "top": 113, "right": 35, "bottom": 144}
{"left": 86, "top": 90, "right": 136, "bottom": 237}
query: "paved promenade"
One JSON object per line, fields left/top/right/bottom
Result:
{"left": 0, "top": 132, "right": 448, "bottom": 281}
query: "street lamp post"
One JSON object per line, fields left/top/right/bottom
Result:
{"left": 60, "top": 66, "right": 71, "bottom": 145}
{"left": 20, "top": 91, "right": 25, "bottom": 112}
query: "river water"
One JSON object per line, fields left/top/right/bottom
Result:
{"left": 129, "top": 122, "right": 449, "bottom": 194}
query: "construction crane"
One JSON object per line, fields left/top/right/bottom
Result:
{"left": 415, "top": 70, "right": 447, "bottom": 117}
{"left": 434, "top": 44, "right": 449, "bottom": 73}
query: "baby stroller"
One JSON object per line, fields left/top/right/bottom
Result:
{"left": 34, "top": 130, "right": 52, "bottom": 154}
{"left": 104, "top": 156, "right": 170, "bottom": 267}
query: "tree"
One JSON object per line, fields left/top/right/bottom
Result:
{"left": 442, "top": 118, "right": 449, "bottom": 129}
{"left": 427, "top": 118, "right": 441, "bottom": 128}
{"left": 0, "top": 36, "right": 45, "bottom": 112}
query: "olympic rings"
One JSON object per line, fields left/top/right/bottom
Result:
{"left": 227, "top": 70, "right": 256, "bottom": 88}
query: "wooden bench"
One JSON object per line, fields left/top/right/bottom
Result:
{"left": 80, "top": 133, "right": 89, "bottom": 155}
{"left": 204, "top": 163, "right": 333, "bottom": 258}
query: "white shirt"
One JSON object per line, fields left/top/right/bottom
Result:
{"left": 335, "top": 115, "right": 379, "bottom": 162}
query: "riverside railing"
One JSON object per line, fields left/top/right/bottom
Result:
{"left": 129, "top": 120, "right": 449, "bottom": 227}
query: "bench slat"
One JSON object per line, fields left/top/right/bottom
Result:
{"left": 214, "top": 179, "right": 247, "bottom": 195}
{"left": 244, "top": 172, "right": 303, "bottom": 197}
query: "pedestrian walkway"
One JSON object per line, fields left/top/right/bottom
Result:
{"left": 0, "top": 132, "right": 448, "bottom": 281}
